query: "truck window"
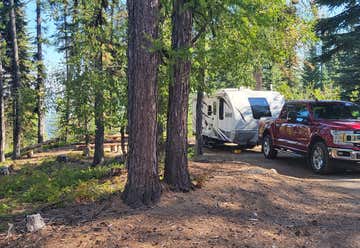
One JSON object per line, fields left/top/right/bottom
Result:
{"left": 248, "top": 98, "right": 272, "bottom": 119}
{"left": 219, "top": 98, "right": 225, "bottom": 120}
{"left": 312, "top": 102, "right": 360, "bottom": 120}
{"left": 279, "top": 104, "right": 289, "bottom": 119}
{"left": 295, "top": 104, "right": 310, "bottom": 123}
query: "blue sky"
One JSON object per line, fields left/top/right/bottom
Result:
{"left": 25, "top": 1, "right": 63, "bottom": 73}
{"left": 25, "top": 1, "right": 63, "bottom": 138}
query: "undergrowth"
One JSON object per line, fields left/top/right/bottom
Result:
{"left": 0, "top": 159, "right": 124, "bottom": 217}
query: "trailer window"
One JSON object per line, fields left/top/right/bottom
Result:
{"left": 248, "top": 98, "right": 272, "bottom": 119}
{"left": 219, "top": 98, "right": 225, "bottom": 120}
{"left": 213, "top": 102, "right": 217, "bottom": 115}
{"left": 207, "top": 105, "right": 212, "bottom": 116}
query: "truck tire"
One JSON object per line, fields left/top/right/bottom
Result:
{"left": 262, "top": 134, "right": 277, "bottom": 159}
{"left": 309, "top": 142, "right": 332, "bottom": 174}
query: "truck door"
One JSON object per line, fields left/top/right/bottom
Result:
{"left": 289, "top": 104, "right": 311, "bottom": 152}
{"left": 274, "top": 103, "right": 294, "bottom": 148}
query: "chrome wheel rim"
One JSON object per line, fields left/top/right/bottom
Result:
{"left": 312, "top": 146, "right": 324, "bottom": 170}
{"left": 264, "top": 138, "right": 270, "bottom": 156}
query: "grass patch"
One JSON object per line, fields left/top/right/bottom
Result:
{"left": 0, "top": 159, "right": 125, "bottom": 217}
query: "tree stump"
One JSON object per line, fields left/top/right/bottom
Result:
{"left": 26, "top": 214, "right": 45, "bottom": 232}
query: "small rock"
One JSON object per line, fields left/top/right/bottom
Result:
{"left": 246, "top": 168, "right": 267, "bottom": 175}
{"left": 0, "top": 166, "right": 10, "bottom": 176}
{"left": 56, "top": 154, "right": 69, "bottom": 163}
{"left": 269, "top": 168, "right": 278, "bottom": 174}
{"left": 26, "top": 214, "right": 46, "bottom": 232}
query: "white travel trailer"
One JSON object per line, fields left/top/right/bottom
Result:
{"left": 192, "top": 88, "right": 285, "bottom": 148}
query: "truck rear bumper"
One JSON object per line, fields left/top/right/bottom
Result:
{"left": 329, "top": 147, "right": 360, "bottom": 161}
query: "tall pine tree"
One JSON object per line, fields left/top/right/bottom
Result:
{"left": 316, "top": 0, "right": 360, "bottom": 101}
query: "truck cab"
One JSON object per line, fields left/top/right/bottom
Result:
{"left": 259, "top": 100, "right": 360, "bottom": 173}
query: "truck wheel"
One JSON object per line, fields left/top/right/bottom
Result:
{"left": 262, "top": 134, "right": 277, "bottom": 159}
{"left": 309, "top": 142, "right": 332, "bottom": 174}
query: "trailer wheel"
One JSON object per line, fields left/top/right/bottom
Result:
{"left": 262, "top": 134, "right": 277, "bottom": 159}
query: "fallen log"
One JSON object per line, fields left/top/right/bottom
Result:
{"left": 5, "top": 138, "right": 60, "bottom": 158}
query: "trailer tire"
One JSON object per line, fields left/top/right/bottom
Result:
{"left": 262, "top": 134, "right": 277, "bottom": 159}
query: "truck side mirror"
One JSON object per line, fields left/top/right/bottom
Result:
{"left": 287, "top": 111, "right": 297, "bottom": 123}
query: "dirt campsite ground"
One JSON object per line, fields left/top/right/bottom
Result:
{"left": 1, "top": 145, "right": 360, "bottom": 248}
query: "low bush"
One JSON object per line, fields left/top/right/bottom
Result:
{"left": 0, "top": 159, "right": 125, "bottom": 216}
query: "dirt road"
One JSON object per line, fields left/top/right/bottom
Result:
{"left": 200, "top": 145, "right": 360, "bottom": 190}
{"left": 1, "top": 146, "right": 359, "bottom": 248}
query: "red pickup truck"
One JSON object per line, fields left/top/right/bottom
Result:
{"left": 259, "top": 100, "right": 360, "bottom": 173}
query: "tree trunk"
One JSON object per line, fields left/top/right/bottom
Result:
{"left": 254, "top": 68, "right": 263, "bottom": 90}
{"left": 0, "top": 38, "right": 5, "bottom": 163}
{"left": 63, "top": 4, "right": 70, "bottom": 143}
{"left": 84, "top": 114, "right": 90, "bottom": 146}
{"left": 195, "top": 89, "right": 204, "bottom": 156}
{"left": 93, "top": 86, "right": 104, "bottom": 165}
{"left": 164, "top": 0, "right": 192, "bottom": 192}
{"left": 122, "top": 0, "right": 161, "bottom": 207}
{"left": 92, "top": 3, "right": 105, "bottom": 166}
{"left": 9, "top": 0, "right": 22, "bottom": 160}
{"left": 120, "top": 125, "right": 126, "bottom": 156}
{"left": 36, "top": 0, "right": 45, "bottom": 144}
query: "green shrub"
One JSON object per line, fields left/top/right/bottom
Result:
{"left": 0, "top": 160, "right": 125, "bottom": 216}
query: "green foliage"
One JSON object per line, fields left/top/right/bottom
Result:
{"left": 190, "top": 0, "right": 316, "bottom": 94}
{"left": 0, "top": 0, "right": 38, "bottom": 147}
{"left": 49, "top": 0, "right": 127, "bottom": 143}
{"left": 315, "top": 0, "right": 360, "bottom": 102}
{"left": 0, "top": 159, "right": 124, "bottom": 216}
{"left": 275, "top": 80, "right": 340, "bottom": 100}
{"left": 187, "top": 146, "right": 195, "bottom": 159}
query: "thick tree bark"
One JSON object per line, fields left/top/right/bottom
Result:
{"left": 0, "top": 38, "right": 5, "bottom": 163}
{"left": 9, "top": 0, "right": 22, "bottom": 159}
{"left": 92, "top": 2, "right": 105, "bottom": 166}
{"left": 93, "top": 86, "right": 104, "bottom": 165}
{"left": 36, "top": 0, "right": 45, "bottom": 144}
{"left": 164, "top": 0, "right": 192, "bottom": 192}
{"left": 122, "top": 0, "right": 161, "bottom": 207}
{"left": 195, "top": 89, "right": 204, "bottom": 156}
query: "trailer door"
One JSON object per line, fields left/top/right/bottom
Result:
{"left": 217, "top": 97, "right": 233, "bottom": 141}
